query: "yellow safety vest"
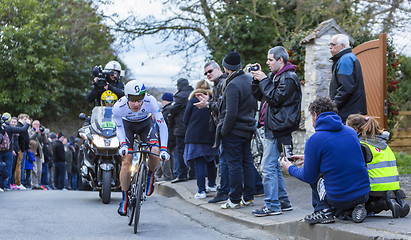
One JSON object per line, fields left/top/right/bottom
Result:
{"left": 361, "top": 141, "right": 400, "bottom": 192}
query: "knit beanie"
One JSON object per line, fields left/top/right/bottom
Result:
{"left": 222, "top": 51, "right": 242, "bottom": 70}
{"left": 161, "top": 92, "right": 174, "bottom": 102}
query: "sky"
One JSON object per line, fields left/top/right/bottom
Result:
{"left": 98, "top": 0, "right": 410, "bottom": 88}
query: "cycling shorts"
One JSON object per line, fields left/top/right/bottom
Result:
{"left": 122, "top": 118, "right": 159, "bottom": 151}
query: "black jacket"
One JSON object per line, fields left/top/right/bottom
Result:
{"left": 1, "top": 123, "right": 30, "bottom": 152}
{"left": 169, "top": 79, "right": 194, "bottom": 136}
{"left": 330, "top": 48, "right": 367, "bottom": 122}
{"left": 218, "top": 70, "right": 257, "bottom": 140}
{"left": 52, "top": 140, "right": 66, "bottom": 163}
{"left": 252, "top": 63, "right": 302, "bottom": 138}
{"left": 17, "top": 121, "right": 30, "bottom": 151}
{"left": 162, "top": 102, "right": 176, "bottom": 148}
{"left": 86, "top": 79, "right": 125, "bottom": 106}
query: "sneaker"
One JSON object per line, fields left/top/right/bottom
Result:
{"left": 208, "top": 193, "right": 229, "bottom": 203}
{"left": 16, "top": 184, "right": 26, "bottom": 190}
{"left": 252, "top": 206, "right": 282, "bottom": 217}
{"left": 394, "top": 190, "right": 410, "bottom": 218}
{"left": 221, "top": 199, "right": 240, "bottom": 209}
{"left": 281, "top": 203, "right": 293, "bottom": 212}
{"left": 194, "top": 191, "right": 207, "bottom": 199}
{"left": 10, "top": 184, "right": 19, "bottom": 190}
{"left": 352, "top": 203, "right": 367, "bottom": 223}
{"left": 240, "top": 199, "right": 254, "bottom": 207}
{"left": 304, "top": 209, "right": 335, "bottom": 224}
{"left": 386, "top": 190, "right": 401, "bottom": 218}
{"left": 0, "top": 188, "right": 3, "bottom": 192}
{"left": 146, "top": 170, "right": 155, "bottom": 196}
{"left": 206, "top": 185, "right": 217, "bottom": 192}
{"left": 117, "top": 200, "right": 129, "bottom": 216}
{"left": 40, "top": 185, "right": 48, "bottom": 190}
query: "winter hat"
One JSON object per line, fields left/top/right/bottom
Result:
{"left": 222, "top": 51, "right": 242, "bottom": 70}
{"left": 58, "top": 132, "right": 64, "bottom": 138}
{"left": 161, "top": 92, "right": 174, "bottom": 102}
{"left": 49, "top": 132, "right": 57, "bottom": 140}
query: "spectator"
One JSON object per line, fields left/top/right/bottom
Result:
{"left": 64, "top": 136, "right": 73, "bottom": 190}
{"left": 156, "top": 92, "right": 175, "bottom": 181}
{"left": 217, "top": 51, "right": 258, "bottom": 209}
{"left": 329, "top": 34, "right": 367, "bottom": 123}
{"left": 250, "top": 46, "right": 302, "bottom": 216}
{"left": 346, "top": 114, "right": 410, "bottom": 218}
{"left": 0, "top": 113, "right": 30, "bottom": 190}
{"left": 28, "top": 120, "right": 47, "bottom": 190}
{"left": 170, "top": 78, "right": 194, "bottom": 183}
{"left": 25, "top": 140, "right": 38, "bottom": 188}
{"left": 15, "top": 114, "right": 31, "bottom": 190}
{"left": 281, "top": 97, "right": 370, "bottom": 224}
{"left": 183, "top": 80, "right": 218, "bottom": 199}
{"left": 10, "top": 117, "right": 20, "bottom": 189}
{"left": 48, "top": 132, "right": 58, "bottom": 190}
{"left": 53, "top": 132, "right": 66, "bottom": 190}
{"left": 40, "top": 128, "right": 52, "bottom": 190}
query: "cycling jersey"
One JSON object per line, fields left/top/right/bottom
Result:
{"left": 113, "top": 94, "right": 168, "bottom": 152}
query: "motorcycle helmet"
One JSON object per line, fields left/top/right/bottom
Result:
{"left": 100, "top": 90, "right": 118, "bottom": 107}
{"left": 104, "top": 60, "right": 122, "bottom": 72}
{"left": 124, "top": 80, "right": 146, "bottom": 102}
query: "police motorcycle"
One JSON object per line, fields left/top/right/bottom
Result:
{"left": 78, "top": 106, "right": 121, "bottom": 204}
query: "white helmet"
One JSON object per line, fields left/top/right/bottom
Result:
{"left": 125, "top": 80, "right": 146, "bottom": 101}
{"left": 104, "top": 60, "right": 122, "bottom": 72}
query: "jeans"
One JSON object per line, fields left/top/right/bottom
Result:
{"left": 20, "top": 151, "right": 27, "bottom": 185}
{"left": 222, "top": 133, "right": 255, "bottom": 204}
{"left": 217, "top": 143, "right": 230, "bottom": 195}
{"left": 260, "top": 138, "right": 291, "bottom": 211}
{"left": 175, "top": 136, "right": 187, "bottom": 180}
{"left": 310, "top": 180, "right": 369, "bottom": 215}
{"left": 0, "top": 162, "right": 8, "bottom": 189}
{"left": 54, "top": 162, "right": 66, "bottom": 189}
{"left": 194, "top": 157, "right": 216, "bottom": 193}
{"left": 0, "top": 150, "right": 13, "bottom": 189}
{"left": 41, "top": 162, "right": 49, "bottom": 187}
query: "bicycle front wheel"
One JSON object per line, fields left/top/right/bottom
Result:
{"left": 128, "top": 172, "right": 138, "bottom": 226}
{"left": 134, "top": 163, "right": 147, "bottom": 234}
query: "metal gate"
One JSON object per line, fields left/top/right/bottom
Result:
{"left": 352, "top": 33, "right": 387, "bottom": 129}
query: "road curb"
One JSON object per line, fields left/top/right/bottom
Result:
{"left": 156, "top": 181, "right": 410, "bottom": 240}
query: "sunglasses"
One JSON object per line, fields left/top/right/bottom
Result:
{"left": 204, "top": 68, "right": 215, "bottom": 75}
{"left": 128, "top": 94, "right": 145, "bottom": 102}
{"left": 328, "top": 43, "right": 338, "bottom": 46}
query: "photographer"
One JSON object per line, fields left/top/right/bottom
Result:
{"left": 250, "top": 46, "right": 302, "bottom": 217}
{"left": 86, "top": 60, "right": 125, "bottom": 107}
{"left": 0, "top": 113, "right": 30, "bottom": 190}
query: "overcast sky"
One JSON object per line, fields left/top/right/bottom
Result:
{"left": 99, "top": 0, "right": 410, "bottom": 88}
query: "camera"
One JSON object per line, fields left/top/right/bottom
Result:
{"left": 92, "top": 66, "right": 115, "bottom": 88}
{"left": 39, "top": 126, "right": 45, "bottom": 132}
{"left": 248, "top": 65, "right": 260, "bottom": 72}
{"left": 0, "top": 116, "right": 9, "bottom": 144}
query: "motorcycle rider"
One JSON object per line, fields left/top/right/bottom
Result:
{"left": 113, "top": 80, "right": 170, "bottom": 216}
{"left": 86, "top": 60, "right": 125, "bottom": 106}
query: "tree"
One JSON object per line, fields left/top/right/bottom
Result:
{"left": 0, "top": 0, "right": 120, "bottom": 121}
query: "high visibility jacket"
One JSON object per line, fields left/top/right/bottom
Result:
{"left": 361, "top": 141, "right": 400, "bottom": 192}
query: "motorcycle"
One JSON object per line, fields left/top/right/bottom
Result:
{"left": 78, "top": 107, "right": 122, "bottom": 204}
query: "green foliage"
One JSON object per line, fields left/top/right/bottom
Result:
{"left": 396, "top": 55, "right": 411, "bottom": 111}
{"left": 0, "top": 0, "right": 118, "bottom": 122}
{"left": 395, "top": 151, "right": 411, "bottom": 175}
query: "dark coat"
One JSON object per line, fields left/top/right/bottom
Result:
{"left": 217, "top": 70, "right": 257, "bottom": 141}
{"left": 86, "top": 79, "right": 125, "bottom": 106}
{"left": 184, "top": 89, "right": 214, "bottom": 144}
{"left": 251, "top": 62, "right": 302, "bottom": 138}
{"left": 169, "top": 79, "right": 194, "bottom": 136}
{"left": 17, "top": 121, "right": 30, "bottom": 151}
{"left": 1, "top": 123, "right": 30, "bottom": 152}
{"left": 52, "top": 140, "right": 66, "bottom": 163}
{"left": 330, "top": 48, "right": 367, "bottom": 122}
{"left": 162, "top": 102, "right": 176, "bottom": 148}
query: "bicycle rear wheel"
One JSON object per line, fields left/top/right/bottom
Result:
{"left": 134, "top": 163, "right": 147, "bottom": 234}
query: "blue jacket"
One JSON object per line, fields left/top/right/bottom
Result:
{"left": 288, "top": 112, "right": 370, "bottom": 203}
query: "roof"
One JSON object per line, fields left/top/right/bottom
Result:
{"left": 300, "top": 18, "right": 354, "bottom": 45}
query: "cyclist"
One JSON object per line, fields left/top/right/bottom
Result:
{"left": 86, "top": 60, "right": 125, "bottom": 106}
{"left": 113, "top": 80, "right": 170, "bottom": 216}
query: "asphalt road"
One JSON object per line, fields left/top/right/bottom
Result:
{"left": 0, "top": 190, "right": 278, "bottom": 240}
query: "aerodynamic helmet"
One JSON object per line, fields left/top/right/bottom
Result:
{"left": 124, "top": 80, "right": 146, "bottom": 102}
{"left": 104, "top": 60, "right": 122, "bottom": 72}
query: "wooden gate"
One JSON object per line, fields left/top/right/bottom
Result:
{"left": 352, "top": 33, "right": 387, "bottom": 129}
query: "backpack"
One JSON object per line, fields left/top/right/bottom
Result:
{"left": 0, "top": 132, "right": 11, "bottom": 151}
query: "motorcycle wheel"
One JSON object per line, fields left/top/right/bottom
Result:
{"left": 128, "top": 173, "right": 138, "bottom": 226}
{"left": 101, "top": 170, "right": 111, "bottom": 204}
{"left": 134, "top": 165, "right": 147, "bottom": 234}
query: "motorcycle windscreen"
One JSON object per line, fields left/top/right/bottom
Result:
{"left": 91, "top": 106, "right": 117, "bottom": 138}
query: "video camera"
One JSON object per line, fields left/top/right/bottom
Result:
{"left": 92, "top": 66, "right": 115, "bottom": 88}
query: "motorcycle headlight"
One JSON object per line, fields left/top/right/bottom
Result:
{"left": 92, "top": 135, "right": 119, "bottom": 148}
